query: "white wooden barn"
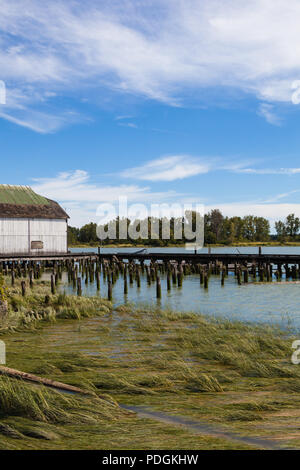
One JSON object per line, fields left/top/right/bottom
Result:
{"left": 0, "top": 185, "right": 69, "bottom": 255}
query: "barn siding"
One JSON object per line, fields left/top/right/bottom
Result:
{"left": 0, "top": 218, "right": 68, "bottom": 254}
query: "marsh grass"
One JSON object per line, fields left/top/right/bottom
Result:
{"left": 2, "top": 282, "right": 300, "bottom": 449}
{"left": 0, "top": 277, "right": 112, "bottom": 333}
{"left": 0, "top": 374, "right": 127, "bottom": 431}
{"left": 0, "top": 373, "right": 133, "bottom": 449}
{"left": 0, "top": 376, "right": 76, "bottom": 423}
{"left": 225, "top": 411, "right": 263, "bottom": 422}
{"left": 0, "top": 373, "right": 126, "bottom": 421}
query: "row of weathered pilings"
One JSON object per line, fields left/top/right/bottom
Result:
{"left": 1, "top": 255, "right": 300, "bottom": 301}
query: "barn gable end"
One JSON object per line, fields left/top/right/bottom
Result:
{"left": 0, "top": 185, "right": 69, "bottom": 255}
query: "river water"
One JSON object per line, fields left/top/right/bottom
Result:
{"left": 65, "top": 246, "right": 300, "bottom": 330}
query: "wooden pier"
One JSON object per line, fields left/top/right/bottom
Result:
{"left": 0, "top": 252, "right": 98, "bottom": 263}
{"left": 1, "top": 249, "right": 300, "bottom": 266}
{"left": 1, "top": 248, "right": 300, "bottom": 303}
{"left": 99, "top": 250, "right": 300, "bottom": 266}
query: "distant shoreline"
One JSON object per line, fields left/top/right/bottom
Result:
{"left": 69, "top": 241, "right": 300, "bottom": 248}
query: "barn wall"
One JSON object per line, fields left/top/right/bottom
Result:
{"left": 0, "top": 218, "right": 68, "bottom": 254}
{"left": 0, "top": 219, "right": 28, "bottom": 254}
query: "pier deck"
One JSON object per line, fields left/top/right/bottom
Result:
{"left": 99, "top": 251, "right": 300, "bottom": 265}
{"left": 0, "top": 252, "right": 98, "bottom": 262}
{"left": 1, "top": 250, "right": 300, "bottom": 267}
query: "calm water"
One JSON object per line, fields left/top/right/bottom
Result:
{"left": 65, "top": 246, "right": 300, "bottom": 330}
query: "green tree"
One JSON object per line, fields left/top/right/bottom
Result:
{"left": 78, "top": 223, "right": 98, "bottom": 243}
{"left": 67, "top": 226, "right": 79, "bottom": 245}
{"left": 205, "top": 210, "right": 224, "bottom": 244}
{"left": 221, "top": 217, "right": 237, "bottom": 244}
{"left": 285, "top": 214, "right": 300, "bottom": 238}
{"left": 275, "top": 220, "right": 287, "bottom": 242}
{"left": 254, "top": 217, "right": 270, "bottom": 241}
{"left": 231, "top": 217, "right": 245, "bottom": 241}
{"left": 210, "top": 209, "right": 224, "bottom": 241}
{"left": 243, "top": 216, "right": 256, "bottom": 241}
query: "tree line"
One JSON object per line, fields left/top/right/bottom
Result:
{"left": 67, "top": 210, "right": 300, "bottom": 246}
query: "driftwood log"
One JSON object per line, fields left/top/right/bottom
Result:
{"left": 0, "top": 365, "right": 91, "bottom": 395}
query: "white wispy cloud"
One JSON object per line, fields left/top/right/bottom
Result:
{"left": 258, "top": 103, "right": 281, "bottom": 126}
{"left": 30, "top": 168, "right": 300, "bottom": 227}
{"left": 32, "top": 169, "right": 179, "bottom": 203}
{"left": 115, "top": 115, "right": 134, "bottom": 121}
{"left": 234, "top": 167, "right": 300, "bottom": 175}
{"left": 118, "top": 122, "right": 138, "bottom": 129}
{"left": 0, "top": 110, "right": 78, "bottom": 134}
{"left": 0, "top": 85, "right": 82, "bottom": 133}
{"left": 120, "top": 155, "right": 300, "bottom": 181}
{"left": 121, "top": 156, "right": 212, "bottom": 181}
{"left": 2, "top": 0, "right": 300, "bottom": 131}
{"left": 31, "top": 169, "right": 179, "bottom": 225}
{"left": 263, "top": 189, "right": 300, "bottom": 203}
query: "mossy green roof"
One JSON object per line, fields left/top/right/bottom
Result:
{"left": 0, "top": 185, "right": 50, "bottom": 206}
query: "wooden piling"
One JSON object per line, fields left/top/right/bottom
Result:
{"left": 221, "top": 269, "right": 225, "bottom": 286}
{"left": 124, "top": 275, "right": 128, "bottom": 295}
{"left": 96, "top": 270, "right": 100, "bottom": 291}
{"left": 77, "top": 277, "right": 82, "bottom": 297}
{"left": 108, "top": 280, "right": 112, "bottom": 301}
{"left": 146, "top": 266, "right": 151, "bottom": 285}
{"left": 259, "top": 268, "right": 264, "bottom": 282}
{"left": 177, "top": 271, "right": 183, "bottom": 287}
{"left": 167, "top": 272, "right": 171, "bottom": 291}
{"left": 51, "top": 275, "right": 55, "bottom": 295}
{"left": 29, "top": 270, "right": 33, "bottom": 288}
{"left": 172, "top": 267, "right": 177, "bottom": 285}
{"left": 21, "top": 281, "right": 26, "bottom": 297}
{"left": 204, "top": 273, "right": 208, "bottom": 289}
{"left": 156, "top": 276, "right": 162, "bottom": 299}
{"left": 136, "top": 268, "right": 141, "bottom": 288}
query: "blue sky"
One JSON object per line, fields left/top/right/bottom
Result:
{"left": 1, "top": 0, "right": 300, "bottom": 227}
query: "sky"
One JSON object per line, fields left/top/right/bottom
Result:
{"left": 1, "top": 0, "right": 300, "bottom": 228}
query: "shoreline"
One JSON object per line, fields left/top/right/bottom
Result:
{"left": 69, "top": 242, "right": 300, "bottom": 249}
